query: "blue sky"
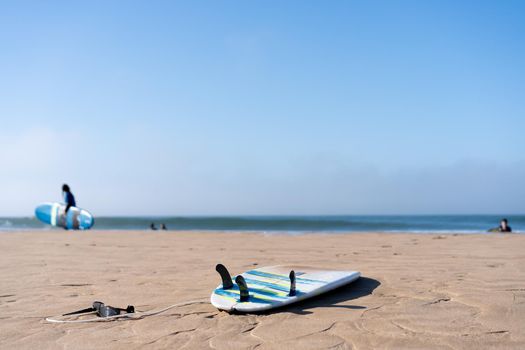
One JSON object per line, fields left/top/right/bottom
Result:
{"left": 1, "top": 1, "right": 524, "bottom": 216}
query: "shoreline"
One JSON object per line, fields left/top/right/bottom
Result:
{"left": 2, "top": 214, "right": 524, "bottom": 234}
{"left": 1, "top": 229, "right": 523, "bottom": 234}
{"left": 1, "top": 231, "right": 524, "bottom": 349}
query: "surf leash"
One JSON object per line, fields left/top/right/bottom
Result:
{"left": 45, "top": 299, "right": 209, "bottom": 324}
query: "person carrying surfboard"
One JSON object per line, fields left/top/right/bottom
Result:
{"left": 62, "top": 184, "right": 76, "bottom": 214}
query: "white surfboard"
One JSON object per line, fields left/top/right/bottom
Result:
{"left": 35, "top": 202, "right": 94, "bottom": 230}
{"left": 211, "top": 265, "right": 360, "bottom": 313}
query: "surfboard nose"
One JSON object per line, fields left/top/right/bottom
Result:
{"left": 35, "top": 203, "right": 52, "bottom": 224}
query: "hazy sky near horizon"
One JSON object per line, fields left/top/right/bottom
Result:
{"left": 1, "top": 1, "right": 524, "bottom": 216}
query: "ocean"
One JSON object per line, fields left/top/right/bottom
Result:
{"left": 0, "top": 215, "right": 523, "bottom": 233}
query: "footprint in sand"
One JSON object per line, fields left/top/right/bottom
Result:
{"left": 486, "top": 263, "right": 504, "bottom": 268}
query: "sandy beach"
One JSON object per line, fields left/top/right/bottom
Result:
{"left": 1, "top": 231, "right": 524, "bottom": 349}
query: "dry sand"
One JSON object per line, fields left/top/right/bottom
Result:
{"left": 1, "top": 231, "right": 524, "bottom": 349}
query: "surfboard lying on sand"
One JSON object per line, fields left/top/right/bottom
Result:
{"left": 35, "top": 202, "right": 94, "bottom": 230}
{"left": 211, "top": 264, "right": 360, "bottom": 313}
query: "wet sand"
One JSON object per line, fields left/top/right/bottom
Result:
{"left": 1, "top": 231, "right": 524, "bottom": 349}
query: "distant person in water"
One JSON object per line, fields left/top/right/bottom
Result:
{"left": 160, "top": 223, "right": 167, "bottom": 230}
{"left": 489, "top": 218, "right": 512, "bottom": 233}
{"left": 62, "top": 184, "right": 76, "bottom": 214}
{"left": 498, "top": 218, "right": 512, "bottom": 233}
{"left": 150, "top": 223, "right": 157, "bottom": 230}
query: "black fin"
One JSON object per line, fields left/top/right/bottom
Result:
{"left": 235, "top": 275, "right": 250, "bottom": 302}
{"left": 289, "top": 270, "right": 296, "bottom": 296}
{"left": 216, "top": 264, "right": 234, "bottom": 289}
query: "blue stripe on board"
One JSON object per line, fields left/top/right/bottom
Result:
{"left": 213, "top": 289, "right": 276, "bottom": 304}
{"left": 66, "top": 210, "right": 72, "bottom": 229}
{"left": 215, "top": 283, "right": 289, "bottom": 300}
{"left": 222, "top": 278, "right": 290, "bottom": 299}
{"left": 243, "top": 277, "right": 290, "bottom": 293}
{"left": 216, "top": 282, "right": 290, "bottom": 299}
{"left": 220, "top": 278, "right": 307, "bottom": 298}
{"left": 243, "top": 278, "right": 308, "bottom": 298}
{"left": 246, "top": 270, "right": 325, "bottom": 284}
